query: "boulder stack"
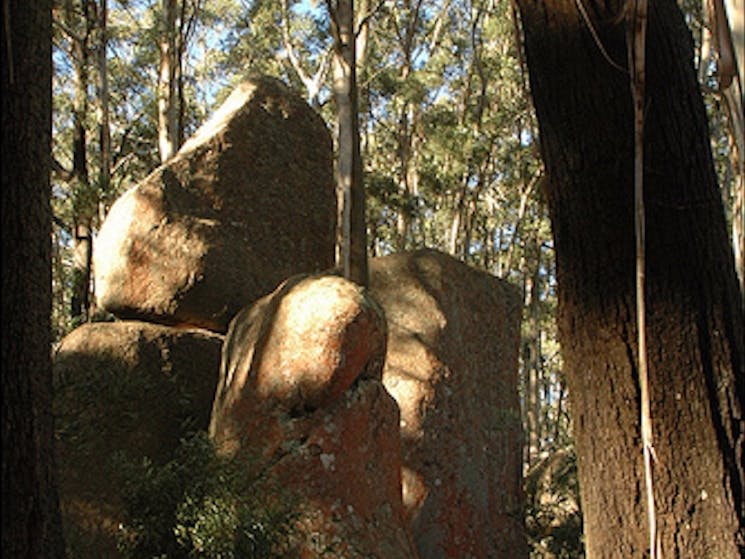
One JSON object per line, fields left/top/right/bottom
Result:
{"left": 57, "top": 74, "right": 527, "bottom": 559}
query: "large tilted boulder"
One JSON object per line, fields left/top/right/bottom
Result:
{"left": 210, "top": 274, "right": 420, "bottom": 559}
{"left": 94, "top": 76, "right": 336, "bottom": 332}
{"left": 369, "top": 249, "right": 528, "bottom": 559}
{"left": 53, "top": 321, "right": 223, "bottom": 558}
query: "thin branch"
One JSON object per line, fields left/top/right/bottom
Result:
{"left": 311, "top": 47, "right": 333, "bottom": 86}
{"left": 52, "top": 13, "right": 86, "bottom": 45}
{"left": 355, "top": 0, "right": 386, "bottom": 38}
{"left": 575, "top": 0, "right": 627, "bottom": 73}
{"left": 51, "top": 156, "right": 74, "bottom": 181}
{"left": 281, "top": 0, "right": 333, "bottom": 106}
{"left": 324, "top": 0, "right": 342, "bottom": 44}
{"left": 280, "top": 0, "right": 311, "bottom": 84}
{"left": 426, "top": 0, "right": 451, "bottom": 55}
{"left": 52, "top": 214, "right": 71, "bottom": 233}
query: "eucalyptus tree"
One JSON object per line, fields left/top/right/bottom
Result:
{"left": 158, "top": 0, "right": 178, "bottom": 160}
{"left": 157, "top": 0, "right": 203, "bottom": 161}
{"left": 52, "top": 0, "right": 158, "bottom": 335}
{"left": 52, "top": 0, "right": 99, "bottom": 325}
{"left": 516, "top": 0, "right": 745, "bottom": 555}
{"left": 279, "top": 0, "right": 332, "bottom": 108}
{"left": 325, "top": 0, "right": 369, "bottom": 285}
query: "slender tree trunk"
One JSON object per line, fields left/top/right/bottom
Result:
{"left": 68, "top": 0, "right": 93, "bottom": 325}
{"left": 395, "top": 98, "right": 412, "bottom": 250}
{"left": 94, "top": 0, "right": 111, "bottom": 318}
{"left": 391, "top": 0, "right": 426, "bottom": 252}
{"left": 523, "top": 230, "right": 543, "bottom": 467}
{"left": 158, "top": 0, "right": 178, "bottom": 162}
{"left": 516, "top": 0, "right": 744, "bottom": 556}
{"left": 328, "top": 0, "right": 368, "bottom": 286}
{"left": 97, "top": 0, "right": 110, "bottom": 199}
{"left": 70, "top": 221, "right": 92, "bottom": 324}
{"left": 2, "top": 1, "right": 66, "bottom": 556}
{"left": 502, "top": 172, "right": 541, "bottom": 276}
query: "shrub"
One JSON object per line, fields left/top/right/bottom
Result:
{"left": 114, "top": 431, "right": 297, "bottom": 559}
{"left": 524, "top": 446, "right": 584, "bottom": 559}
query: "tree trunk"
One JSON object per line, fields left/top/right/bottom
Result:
{"left": 68, "top": 0, "right": 93, "bottom": 324}
{"left": 523, "top": 230, "right": 543, "bottom": 467}
{"left": 2, "top": 1, "right": 66, "bottom": 556}
{"left": 94, "top": 0, "right": 111, "bottom": 319}
{"left": 70, "top": 221, "right": 92, "bottom": 324}
{"left": 97, "top": 0, "right": 111, "bottom": 199}
{"left": 158, "top": 0, "right": 178, "bottom": 162}
{"left": 447, "top": 170, "right": 470, "bottom": 256}
{"left": 329, "top": 0, "right": 369, "bottom": 287}
{"left": 516, "top": 0, "right": 745, "bottom": 556}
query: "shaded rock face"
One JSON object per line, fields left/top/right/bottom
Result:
{"left": 369, "top": 249, "right": 528, "bottom": 559}
{"left": 94, "top": 76, "right": 336, "bottom": 332}
{"left": 54, "top": 321, "right": 223, "bottom": 558}
{"left": 210, "top": 274, "right": 420, "bottom": 559}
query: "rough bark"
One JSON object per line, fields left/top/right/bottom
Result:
{"left": 516, "top": 0, "right": 745, "bottom": 556}
{"left": 1, "top": 1, "right": 66, "bottom": 556}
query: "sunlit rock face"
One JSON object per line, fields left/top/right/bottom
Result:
{"left": 369, "top": 249, "right": 528, "bottom": 559}
{"left": 210, "top": 274, "right": 420, "bottom": 559}
{"left": 53, "top": 321, "right": 223, "bottom": 558}
{"left": 94, "top": 75, "right": 336, "bottom": 332}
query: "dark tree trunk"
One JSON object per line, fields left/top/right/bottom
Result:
{"left": 516, "top": 0, "right": 745, "bottom": 556}
{"left": 1, "top": 1, "right": 66, "bottom": 557}
{"left": 69, "top": 0, "right": 93, "bottom": 324}
{"left": 70, "top": 221, "right": 92, "bottom": 324}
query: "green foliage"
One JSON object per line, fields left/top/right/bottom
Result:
{"left": 524, "top": 448, "right": 584, "bottom": 559}
{"left": 115, "top": 431, "right": 298, "bottom": 559}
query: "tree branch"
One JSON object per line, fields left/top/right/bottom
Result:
{"left": 50, "top": 156, "right": 74, "bottom": 181}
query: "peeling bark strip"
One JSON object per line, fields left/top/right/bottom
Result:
{"left": 516, "top": 0, "right": 745, "bottom": 556}
{"left": 624, "top": 1, "right": 660, "bottom": 557}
